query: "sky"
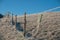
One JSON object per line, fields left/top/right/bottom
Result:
{"left": 0, "top": 0, "right": 60, "bottom": 15}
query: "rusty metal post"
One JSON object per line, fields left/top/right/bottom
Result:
{"left": 24, "top": 12, "right": 26, "bottom": 37}
{"left": 12, "top": 13, "right": 13, "bottom": 25}
{"left": 15, "top": 15, "right": 17, "bottom": 27}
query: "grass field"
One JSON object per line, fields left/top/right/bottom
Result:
{"left": 0, "top": 12, "right": 60, "bottom": 40}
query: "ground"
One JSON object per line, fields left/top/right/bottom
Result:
{"left": 0, "top": 12, "right": 60, "bottom": 40}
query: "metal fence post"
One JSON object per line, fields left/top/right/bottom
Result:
{"left": 15, "top": 15, "right": 17, "bottom": 27}
{"left": 24, "top": 12, "right": 26, "bottom": 37}
{"left": 12, "top": 13, "right": 13, "bottom": 25}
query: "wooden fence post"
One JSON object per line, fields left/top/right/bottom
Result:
{"left": 24, "top": 12, "right": 26, "bottom": 37}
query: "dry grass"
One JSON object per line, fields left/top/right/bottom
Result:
{"left": 0, "top": 12, "right": 60, "bottom": 40}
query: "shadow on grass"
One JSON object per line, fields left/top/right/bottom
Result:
{"left": 16, "top": 22, "right": 24, "bottom": 32}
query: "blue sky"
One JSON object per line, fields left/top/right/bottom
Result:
{"left": 0, "top": 0, "right": 60, "bottom": 15}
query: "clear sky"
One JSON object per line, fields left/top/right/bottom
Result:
{"left": 0, "top": 0, "right": 60, "bottom": 15}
